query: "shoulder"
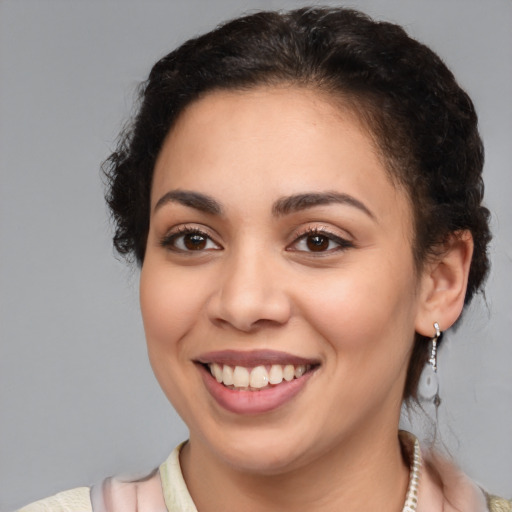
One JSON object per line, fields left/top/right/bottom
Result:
{"left": 399, "top": 432, "right": 511, "bottom": 512}
{"left": 421, "top": 447, "right": 511, "bottom": 512}
{"left": 90, "top": 469, "right": 167, "bottom": 511}
{"left": 15, "top": 443, "right": 190, "bottom": 512}
{"left": 17, "top": 471, "right": 167, "bottom": 512}
{"left": 17, "top": 487, "right": 92, "bottom": 512}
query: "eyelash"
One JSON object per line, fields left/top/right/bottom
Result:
{"left": 160, "top": 226, "right": 221, "bottom": 253}
{"left": 288, "top": 227, "right": 354, "bottom": 254}
{"left": 159, "top": 226, "right": 353, "bottom": 254}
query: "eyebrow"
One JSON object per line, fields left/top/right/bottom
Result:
{"left": 154, "top": 189, "right": 374, "bottom": 220}
{"left": 154, "top": 190, "right": 223, "bottom": 215}
{"left": 272, "top": 191, "right": 375, "bottom": 219}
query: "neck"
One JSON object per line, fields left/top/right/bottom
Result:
{"left": 181, "top": 424, "right": 410, "bottom": 512}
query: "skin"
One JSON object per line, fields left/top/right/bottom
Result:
{"left": 140, "top": 87, "right": 473, "bottom": 511}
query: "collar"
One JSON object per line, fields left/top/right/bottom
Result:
{"left": 159, "top": 435, "right": 489, "bottom": 512}
{"left": 399, "top": 431, "right": 488, "bottom": 512}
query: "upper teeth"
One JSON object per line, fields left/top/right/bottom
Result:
{"left": 208, "top": 363, "right": 309, "bottom": 390}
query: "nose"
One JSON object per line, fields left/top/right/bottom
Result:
{"left": 206, "top": 248, "right": 292, "bottom": 332}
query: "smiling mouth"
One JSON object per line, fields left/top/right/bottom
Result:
{"left": 196, "top": 351, "right": 320, "bottom": 413}
{"left": 206, "top": 363, "right": 316, "bottom": 391}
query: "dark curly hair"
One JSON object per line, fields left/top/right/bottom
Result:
{"left": 103, "top": 7, "right": 491, "bottom": 401}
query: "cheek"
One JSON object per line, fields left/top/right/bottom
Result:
{"left": 139, "top": 262, "right": 208, "bottom": 351}
{"left": 139, "top": 261, "right": 212, "bottom": 422}
{"left": 296, "top": 267, "right": 418, "bottom": 424}
{"left": 296, "top": 262, "right": 418, "bottom": 359}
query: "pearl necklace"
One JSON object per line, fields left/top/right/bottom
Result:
{"left": 402, "top": 436, "right": 421, "bottom": 512}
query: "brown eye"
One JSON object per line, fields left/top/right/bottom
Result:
{"left": 306, "top": 234, "right": 330, "bottom": 252}
{"left": 183, "top": 233, "right": 207, "bottom": 250}
{"left": 161, "top": 228, "right": 221, "bottom": 252}
{"left": 288, "top": 229, "right": 353, "bottom": 254}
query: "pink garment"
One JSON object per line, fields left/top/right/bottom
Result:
{"left": 90, "top": 470, "right": 168, "bottom": 512}
{"left": 19, "top": 435, "right": 509, "bottom": 511}
{"left": 418, "top": 450, "right": 489, "bottom": 511}
{"left": 398, "top": 430, "right": 489, "bottom": 511}
{"left": 90, "top": 436, "right": 493, "bottom": 511}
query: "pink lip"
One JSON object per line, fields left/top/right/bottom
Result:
{"left": 196, "top": 349, "right": 320, "bottom": 368}
{"left": 197, "top": 361, "right": 318, "bottom": 415}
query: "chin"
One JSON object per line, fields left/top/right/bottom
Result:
{"left": 194, "top": 421, "right": 320, "bottom": 475}
{"left": 224, "top": 444, "right": 307, "bottom": 475}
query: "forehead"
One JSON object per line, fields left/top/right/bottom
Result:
{"left": 152, "top": 86, "right": 411, "bottom": 228}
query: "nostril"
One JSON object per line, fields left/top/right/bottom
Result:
{"left": 207, "top": 297, "right": 291, "bottom": 332}
{"left": 205, "top": 262, "right": 292, "bottom": 331}
{"left": 210, "top": 316, "right": 271, "bottom": 333}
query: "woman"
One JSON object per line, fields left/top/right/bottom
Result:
{"left": 19, "top": 6, "right": 510, "bottom": 512}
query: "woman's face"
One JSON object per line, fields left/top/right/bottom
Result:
{"left": 140, "top": 87, "right": 427, "bottom": 474}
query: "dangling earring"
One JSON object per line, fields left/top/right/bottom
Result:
{"left": 418, "top": 322, "right": 442, "bottom": 407}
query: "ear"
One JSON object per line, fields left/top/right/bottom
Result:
{"left": 415, "top": 231, "right": 474, "bottom": 337}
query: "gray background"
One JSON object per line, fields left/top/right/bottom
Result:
{"left": 1, "top": 0, "right": 511, "bottom": 510}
